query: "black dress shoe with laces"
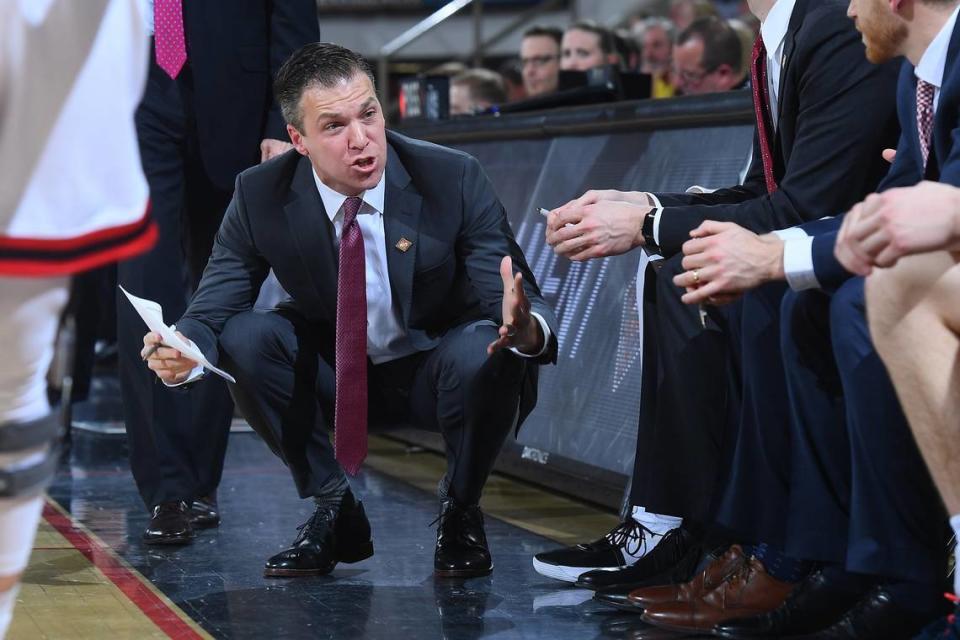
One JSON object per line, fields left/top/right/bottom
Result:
{"left": 786, "top": 586, "right": 942, "bottom": 640}
{"left": 142, "top": 501, "right": 194, "bottom": 545}
{"left": 532, "top": 518, "right": 659, "bottom": 584}
{"left": 576, "top": 526, "right": 700, "bottom": 591}
{"left": 713, "top": 568, "right": 870, "bottom": 638}
{"left": 189, "top": 493, "right": 220, "bottom": 529}
{"left": 434, "top": 498, "right": 493, "bottom": 578}
{"left": 264, "top": 490, "right": 373, "bottom": 577}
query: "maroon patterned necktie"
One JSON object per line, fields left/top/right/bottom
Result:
{"left": 334, "top": 196, "right": 368, "bottom": 475}
{"left": 750, "top": 37, "right": 778, "bottom": 194}
{"left": 154, "top": 0, "right": 187, "bottom": 79}
{"left": 917, "top": 79, "right": 936, "bottom": 170}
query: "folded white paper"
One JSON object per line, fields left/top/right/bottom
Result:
{"left": 119, "top": 286, "right": 236, "bottom": 384}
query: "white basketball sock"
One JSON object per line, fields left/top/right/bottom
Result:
{"left": 623, "top": 505, "right": 683, "bottom": 561}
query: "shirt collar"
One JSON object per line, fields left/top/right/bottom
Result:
{"left": 761, "top": 0, "right": 797, "bottom": 56}
{"left": 312, "top": 168, "right": 386, "bottom": 223}
{"left": 915, "top": 4, "right": 960, "bottom": 89}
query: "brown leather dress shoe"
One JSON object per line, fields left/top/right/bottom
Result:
{"left": 641, "top": 556, "right": 795, "bottom": 634}
{"left": 628, "top": 544, "right": 744, "bottom": 608}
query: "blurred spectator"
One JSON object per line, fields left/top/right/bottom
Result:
{"left": 450, "top": 69, "right": 507, "bottom": 115}
{"left": 729, "top": 17, "right": 759, "bottom": 83}
{"left": 426, "top": 61, "right": 469, "bottom": 77}
{"left": 669, "top": 0, "right": 717, "bottom": 31}
{"left": 623, "top": 0, "right": 672, "bottom": 28}
{"left": 713, "top": 0, "right": 750, "bottom": 19}
{"left": 498, "top": 59, "right": 527, "bottom": 102}
{"left": 561, "top": 21, "right": 621, "bottom": 71}
{"left": 671, "top": 17, "right": 745, "bottom": 95}
{"left": 520, "top": 25, "right": 562, "bottom": 97}
{"left": 614, "top": 30, "right": 642, "bottom": 72}
{"left": 632, "top": 16, "right": 675, "bottom": 98}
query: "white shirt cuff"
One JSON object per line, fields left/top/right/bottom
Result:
{"left": 773, "top": 227, "right": 809, "bottom": 241}
{"left": 163, "top": 363, "right": 205, "bottom": 387}
{"left": 510, "top": 312, "right": 552, "bottom": 358}
{"left": 161, "top": 336, "right": 205, "bottom": 387}
{"left": 647, "top": 193, "right": 664, "bottom": 247}
{"left": 781, "top": 236, "right": 820, "bottom": 291}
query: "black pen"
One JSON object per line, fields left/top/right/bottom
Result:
{"left": 142, "top": 324, "right": 175, "bottom": 360}
{"left": 142, "top": 343, "right": 166, "bottom": 360}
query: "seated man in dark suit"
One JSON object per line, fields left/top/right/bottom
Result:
{"left": 534, "top": 0, "right": 899, "bottom": 603}
{"left": 651, "top": 1, "right": 960, "bottom": 637}
{"left": 140, "top": 43, "right": 558, "bottom": 579}
{"left": 860, "top": 181, "right": 960, "bottom": 638}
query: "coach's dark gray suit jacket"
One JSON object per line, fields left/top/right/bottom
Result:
{"left": 176, "top": 130, "right": 558, "bottom": 428}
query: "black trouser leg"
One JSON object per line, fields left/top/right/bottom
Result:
{"left": 219, "top": 310, "right": 341, "bottom": 499}
{"left": 119, "top": 63, "right": 234, "bottom": 508}
{"left": 829, "top": 278, "right": 947, "bottom": 584}
{"left": 779, "top": 288, "right": 851, "bottom": 565}
{"left": 408, "top": 320, "right": 527, "bottom": 506}
{"left": 716, "top": 282, "right": 792, "bottom": 546}
{"left": 221, "top": 312, "right": 528, "bottom": 507}
{"left": 630, "top": 254, "right": 738, "bottom": 523}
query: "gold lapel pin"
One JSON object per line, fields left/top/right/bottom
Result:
{"left": 395, "top": 237, "right": 413, "bottom": 252}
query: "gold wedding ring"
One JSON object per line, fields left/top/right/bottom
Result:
{"left": 692, "top": 269, "right": 700, "bottom": 285}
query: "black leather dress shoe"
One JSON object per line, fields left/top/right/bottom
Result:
{"left": 594, "top": 588, "right": 644, "bottom": 612}
{"left": 142, "top": 501, "right": 194, "bottom": 545}
{"left": 576, "top": 527, "right": 699, "bottom": 591}
{"left": 434, "top": 498, "right": 493, "bottom": 578}
{"left": 189, "top": 493, "right": 220, "bottom": 529}
{"left": 785, "top": 587, "right": 940, "bottom": 639}
{"left": 713, "top": 568, "right": 869, "bottom": 638}
{"left": 264, "top": 491, "right": 373, "bottom": 578}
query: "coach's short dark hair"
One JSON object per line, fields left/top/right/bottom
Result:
{"left": 274, "top": 42, "right": 375, "bottom": 131}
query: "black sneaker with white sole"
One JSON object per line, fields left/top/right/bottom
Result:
{"left": 532, "top": 518, "right": 657, "bottom": 583}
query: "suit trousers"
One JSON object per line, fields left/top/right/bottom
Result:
{"left": 118, "top": 61, "right": 235, "bottom": 508}
{"left": 630, "top": 253, "right": 740, "bottom": 524}
{"left": 218, "top": 310, "right": 528, "bottom": 506}
{"left": 715, "top": 282, "right": 793, "bottom": 547}
{"left": 780, "top": 279, "right": 947, "bottom": 584}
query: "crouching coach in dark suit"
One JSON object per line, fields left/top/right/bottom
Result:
{"left": 140, "top": 43, "right": 558, "bottom": 579}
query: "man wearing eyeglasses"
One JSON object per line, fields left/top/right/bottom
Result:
{"left": 672, "top": 16, "right": 748, "bottom": 95}
{"left": 520, "top": 25, "right": 562, "bottom": 97}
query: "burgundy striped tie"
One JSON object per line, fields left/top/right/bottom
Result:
{"left": 917, "top": 79, "right": 936, "bottom": 170}
{"left": 334, "top": 197, "right": 368, "bottom": 475}
{"left": 750, "top": 37, "right": 778, "bottom": 194}
{"left": 153, "top": 0, "right": 187, "bottom": 79}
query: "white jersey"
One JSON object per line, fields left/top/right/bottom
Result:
{"left": 0, "top": 0, "right": 155, "bottom": 276}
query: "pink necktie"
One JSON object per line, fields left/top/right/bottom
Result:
{"left": 917, "top": 79, "right": 936, "bottom": 170}
{"left": 334, "top": 197, "right": 368, "bottom": 475}
{"left": 154, "top": 0, "right": 187, "bottom": 79}
{"left": 750, "top": 37, "right": 778, "bottom": 194}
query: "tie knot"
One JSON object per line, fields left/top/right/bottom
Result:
{"left": 342, "top": 197, "right": 363, "bottom": 226}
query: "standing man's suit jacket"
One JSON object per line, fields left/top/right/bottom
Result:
{"left": 177, "top": 131, "right": 559, "bottom": 425}
{"left": 810, "top": 18, "right": 960, "bottom": 290}
{"left": 651, "top": 0, "right": 900, "bottom": 257}
{"left": 178, "top": 0, "right": 317, "bottom": 189}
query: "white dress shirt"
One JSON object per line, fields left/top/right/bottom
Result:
{"left": 761, "top": 0, "right": 797, "bottom": 131}
{"left": 648, "top": 0, "right": 798, "bottom": 248}
{"left": 777, "top": 2, "right": 960, "bottom": 291}
{"left": 314, "top": 169, "right": 551, "bottom": 361}
{"left": 314, "top": 169, "right": 418, "bottom": 365}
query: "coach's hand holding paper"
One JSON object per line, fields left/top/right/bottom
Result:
{"left": 120, "top": 286, "right": 236, "bottom": 385}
